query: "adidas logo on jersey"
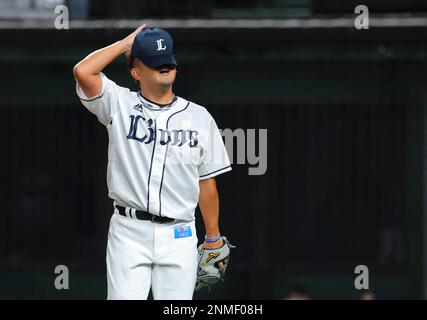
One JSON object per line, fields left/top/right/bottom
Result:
{"left": 133, "top": 103, "right": 144, "bottom": 113}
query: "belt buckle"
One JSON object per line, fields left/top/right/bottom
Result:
{"left": 151, "top": 214, "right": 163, "bottom": 224}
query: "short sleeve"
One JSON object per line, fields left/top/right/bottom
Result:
{"left": 76, "top": 72, "right": 120, "bottom": 126}
{"left": 198, "top": 116, "right": 232, "bottom": 180}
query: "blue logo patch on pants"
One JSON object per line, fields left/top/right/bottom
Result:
{"left": 174, "top": 226, "right": 192, "bottom": 239}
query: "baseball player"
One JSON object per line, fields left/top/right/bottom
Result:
{"left": 73, "top": 24, "right": 232, "bottom": 299}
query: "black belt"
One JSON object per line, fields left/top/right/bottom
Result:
{"left": 115, "top": 205, "right": 175, "bottom": 224}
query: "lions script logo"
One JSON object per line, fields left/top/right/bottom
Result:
{"left": 206, "top": 252, "right": 220, "bottom": 263}
{"left": 127, "top": 114, "right": 198, "bottom": 147}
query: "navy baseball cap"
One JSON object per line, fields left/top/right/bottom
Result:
{"left": 131, "top": 27, "right": 177, "bottom": 69}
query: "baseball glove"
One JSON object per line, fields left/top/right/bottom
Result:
{"left": 194, "top": 236, "right": 235, "bottom": 291}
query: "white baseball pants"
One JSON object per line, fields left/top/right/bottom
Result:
{"left": 106, "top": 211, "right": 198, "bottom": 300}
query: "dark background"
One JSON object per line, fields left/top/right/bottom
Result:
{"left": 0, "top": 0, "right": 425, "bottom": 299}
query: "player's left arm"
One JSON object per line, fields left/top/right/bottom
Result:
{"left": 198, "top": 177, "right": 224, "bottom": 250}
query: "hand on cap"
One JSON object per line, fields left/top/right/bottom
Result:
{"left": 122, "top": 23, "right": 147, "bottom": 58}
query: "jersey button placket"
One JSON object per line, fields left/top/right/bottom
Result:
{"left": 147, "top": 114, "right": 167, "bottom": 215}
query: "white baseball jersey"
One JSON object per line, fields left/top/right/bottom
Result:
{"left": 76, "top": 73, "right": 231, "bottom": 221}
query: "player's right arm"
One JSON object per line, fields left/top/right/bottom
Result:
{"left": 73, "top": 23, "right": 146, "bottom": 98}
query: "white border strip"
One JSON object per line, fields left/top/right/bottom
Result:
{"left": 424, "top": 101, "right": 427, "bottom": 299}
{"left": 2, "top": 17, "right": 427, "bottom": 29}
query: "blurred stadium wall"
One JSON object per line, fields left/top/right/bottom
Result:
{"left": 0, "top": 0, "right": 426, "bottom": 299}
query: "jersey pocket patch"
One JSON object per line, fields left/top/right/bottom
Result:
{"left": 174, "top": 226, "right": 192, "bottom": 239}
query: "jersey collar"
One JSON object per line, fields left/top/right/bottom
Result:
{"left": 138, "top": 92, "right": 178, "bottom": 111}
